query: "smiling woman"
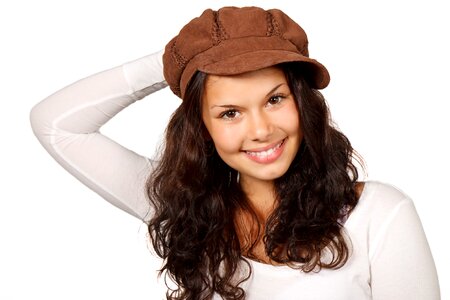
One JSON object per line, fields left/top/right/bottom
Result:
{"left": 147, "top": 53, "right": 366, "bottom": 298}
{"left": 30, "top": 5, "right": 440, "bottom": 300}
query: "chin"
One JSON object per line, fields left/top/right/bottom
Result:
{"left": 245, "top": 164, "right": 291, "bottom": 182}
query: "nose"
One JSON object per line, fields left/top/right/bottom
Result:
{"left": 248, "top": 110, "right": 273, "bottom": 142}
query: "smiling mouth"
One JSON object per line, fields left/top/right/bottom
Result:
{"left": 243, "top": 138, "right": 286, "bottom": 163}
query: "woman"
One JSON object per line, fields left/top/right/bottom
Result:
{"left": 30, "top": 6, "right": 440, "bottom": 300}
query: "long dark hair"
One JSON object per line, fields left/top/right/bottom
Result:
{"left": 147, "top": 63, "right": 361, "bottom": 299}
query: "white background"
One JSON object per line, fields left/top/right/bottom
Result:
{"left": 1, "top": 0, "right": 448, "bottom": 299}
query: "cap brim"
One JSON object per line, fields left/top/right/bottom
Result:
{"left": 199, "top": 50, "right": 330, "bottom": 89}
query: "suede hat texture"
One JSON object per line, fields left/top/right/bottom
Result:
{"left": 163, "top": 6, "right": 330, "bottom": 98}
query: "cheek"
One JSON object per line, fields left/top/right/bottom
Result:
{"left": 210, "top": 125, "right": 243, "bottom": 155}
{"left": 279, "top": 102, "right": 302, "bottom": 136}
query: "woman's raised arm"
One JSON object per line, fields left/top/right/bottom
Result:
{"left": 30, "top": 50, "right": 167, "bottom": 221}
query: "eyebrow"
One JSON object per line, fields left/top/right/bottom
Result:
{"left": 210, "top": 83, "right": 285, "bottom": 109}
{"left": 265, "top": 83, "right": 285, "bottom": 98}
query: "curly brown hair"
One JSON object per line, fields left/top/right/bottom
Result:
{"left": 147, "top": 63, "right": 361, "bottom": 300}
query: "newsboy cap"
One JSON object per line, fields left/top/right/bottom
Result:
{"left": 163, "top": 6, "right": 330, "bottom": 98}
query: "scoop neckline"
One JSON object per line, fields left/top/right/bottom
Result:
{"left": 245, "top": 257, "right": 296, "bottom": 271}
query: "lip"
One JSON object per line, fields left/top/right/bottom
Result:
{"left": 242, "top": 138, "right": 286, "bottom": 164}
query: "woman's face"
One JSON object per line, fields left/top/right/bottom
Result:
{"left": 202, "top": 66, "right": 302, "bottom": 186}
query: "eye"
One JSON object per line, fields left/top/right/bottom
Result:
{"left": 220, "top": 109, "right": 240, "bottom": 120}
{"left": 267, "top": 94, "right": 286, "bottom": 106}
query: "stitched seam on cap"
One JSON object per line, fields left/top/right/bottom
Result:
{"left": 170, "top": 42, "right": 187, "bottom": 96}
{"left": 266, "top": 12, "right": 281, "bottom": 37}
{"left": 212, "top": 11, "right": 229, "bottom": 46}
{"left": 170, "top": 42, "right": 187, "bottom": 69}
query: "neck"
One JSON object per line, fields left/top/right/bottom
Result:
{"left": 240, "top": 177, "right": 277, "bottom": 221}
{"left": 236, "top": 177, "right": 278, "bottom": 262}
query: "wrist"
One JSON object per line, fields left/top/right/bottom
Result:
{"left": 122, "top": 50, "right": 167, "bottom": 99}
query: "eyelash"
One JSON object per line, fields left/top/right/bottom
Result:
{"left": 267, "top": 93, "right": 287, "bottom": 106}
{"left": 219, "top": 109, "right": 239, "bottom": 120}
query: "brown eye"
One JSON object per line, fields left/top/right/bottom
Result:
{"left": 267, "top": 95, "right": 284, "bottom": 106}
{"left": 220, "top": 109, "right": 240, "bottom": 120}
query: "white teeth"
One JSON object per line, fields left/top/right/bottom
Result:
{"left": 246, "top": 140, "right": 284, "bottom": 157}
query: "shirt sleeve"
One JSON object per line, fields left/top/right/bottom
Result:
{"left": 30, "top": 50, "right": 168, "bottom": 222}
{"left": 369, "top": 196, "right": 441, "bottom": 299}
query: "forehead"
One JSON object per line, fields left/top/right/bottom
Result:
{"left": 203, "top": 66, "right": 287, "bottom": 100}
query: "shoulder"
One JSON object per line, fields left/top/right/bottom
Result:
{"left": 346, "top": 181, "right": 415, "bottom": 230}
{"left": 359, "top": 180, "right": 412, "bottom": 210}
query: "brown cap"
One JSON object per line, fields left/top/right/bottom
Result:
{"left": 163, "top": 6, "right": 330, "bottom": 98}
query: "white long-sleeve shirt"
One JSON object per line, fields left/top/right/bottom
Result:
{"left": 30, "top": 51, "right": 440, "bottom": 299}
